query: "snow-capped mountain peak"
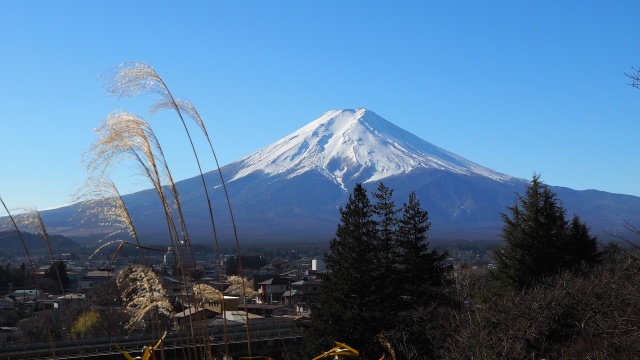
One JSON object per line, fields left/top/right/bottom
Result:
{"left": 228, "top": 108, "right": 514, "bottom": 189}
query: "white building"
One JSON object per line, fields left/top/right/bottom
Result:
{"left": 311, "top": 258, "right": 326, "bottom": 272}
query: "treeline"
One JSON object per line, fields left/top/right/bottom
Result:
{"left": 0, "top": 263, "right": 33, "bottom": 291}
{"left": 225, "top": 255, "right": 270, "bottom": 275}
{"left": 304, "top": 176, "right": 639, "bottom": 359}
{"left": 0, "top": 260, "right": 71, "bottom": 295}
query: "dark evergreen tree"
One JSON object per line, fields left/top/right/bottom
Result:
{"left": 0, "top": 263, "right": 33, "bottom": 290}
{"left": 491, "top": 175, "right": 600, "bottom": 291}
{"left": 306, "top": 183, "right": 384, "bottom": 358}
{"left": 307, "top": 184, "right": 452, "bottom": 358}
{"left": 371, "top": 183, "right": 401, "bottom": 322}
{"left": 396, "top": 191, "right": 448, "bottom": 307}
{"left": 562, "top": 214, "right": 599, "bottom": 269}
{"left": 373, "top": 182, "right": 399, "bottom": 265}
{"left": 43, "top": 260, "right": 70, "bottom": 293}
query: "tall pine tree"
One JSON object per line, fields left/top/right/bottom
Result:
{"left": 396, "top": 192, "right": 448, "bottom": 307}
{"left": 373, "top": 182, "right": 398, "bottom": 268}
{"left": 562, "top": 214, "right": 599, "bottom": 269}
{"left": 307, "top": 184, "right": 451, "bottom": 358}
{"left": 307, "top": 184, "right": 384, "bottom": 358}
{"left": 491, "top": 174, "right": 600, "bottom": 291}
{"left": 372, "top": 183, "right": 401, "bottom": 321}
{"left": 43, "top": 260, "right": 70, "bottom": 294}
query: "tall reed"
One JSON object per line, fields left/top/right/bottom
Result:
{"left": 21, "top": 209, "right": 69, "bottom": 297}
{"left": 105, "top": 62, "right": 249, "bottom": 357}
{"left": 116, "top": 264, "right": 173, "bottom": 330}
{"left": 84, "top": 108, "right": 222, "bottom": 359}
{"left": 0, "top": 198, "right": 58, "bottom": 358}
{"left": 74, "top": 176, "right": 147, "bottom": 264}
{"left": 0, "top": 62, "right": 254, "bottom": 359}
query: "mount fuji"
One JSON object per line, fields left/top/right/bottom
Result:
{"left": 38, "top": 108, "right": 640, "bottom": 244}
{"left": 227, "top": 108, "right": 515, "bottom": 189}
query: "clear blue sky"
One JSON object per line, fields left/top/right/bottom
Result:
{"left": 1, "top": 2, "right": 640, "bottom": 214}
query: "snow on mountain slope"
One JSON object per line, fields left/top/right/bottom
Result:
{"left": 228, "top": 108, "right": 515, "bottom": 190}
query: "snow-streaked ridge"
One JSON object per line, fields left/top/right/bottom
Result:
{"left": 228, "top": 108, "right": 515, "bottom": 189}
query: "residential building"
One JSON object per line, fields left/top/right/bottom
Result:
{"left": 258, "top": 277, "right": 291, "bottom": 304}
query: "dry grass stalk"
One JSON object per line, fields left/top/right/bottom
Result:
{"left": 109, "top": 64, "right": 215, "bottom": 277}
{"left": 167, "top": 93, "right": 251, "bottom": 353}
{"left": 193, "top": 283, "right": 223, "bottom": 300}
{"left": 85, "top": 110, "right": 200, "bottom": 351}
{"left": 0, "top": 198, "right": 58, "bottom": 357}
{"left": 74, "top": 177, "right": 175, "bottom": 266}
{"left": 104, "top": 62, "right": 172, "bottom": 102}
{"left": 107, "top": 62, "right": 240, "bottom": 357}
{"left": 226, "top": 276, "right": 259, "bottom": 299}
{"left": 377, "top": 332, "right": 397, "bottom": 360}
{"left": 20, "top": 208, "right": 71, "bottom": 297}
{"left": 116, "top": 264, "right": 173, "bottom": 330}
{"left": 75, "top": 176, "right": 140, "bottom": 240}
{"left": 85, "top": 111, "right": 185, "bottom": 264}
{"left": 74, "top": 176, "right": 147, "bottom": 264}
{"left": 86, "top": 111, "right": 166, "bottom": 184}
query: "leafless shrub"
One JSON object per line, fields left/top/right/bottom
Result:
{"left": 441, "top": 249, "right": 640, "bottom": 359}
{"left": 382, "top": 303, "right": 452, "bottom": 360}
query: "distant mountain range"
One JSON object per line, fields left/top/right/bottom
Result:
{"left": 31, "top": 109, "right": 640, "bottom": 245}
{"left": 0, "top": 230, "right": 80, "bottom": 254}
